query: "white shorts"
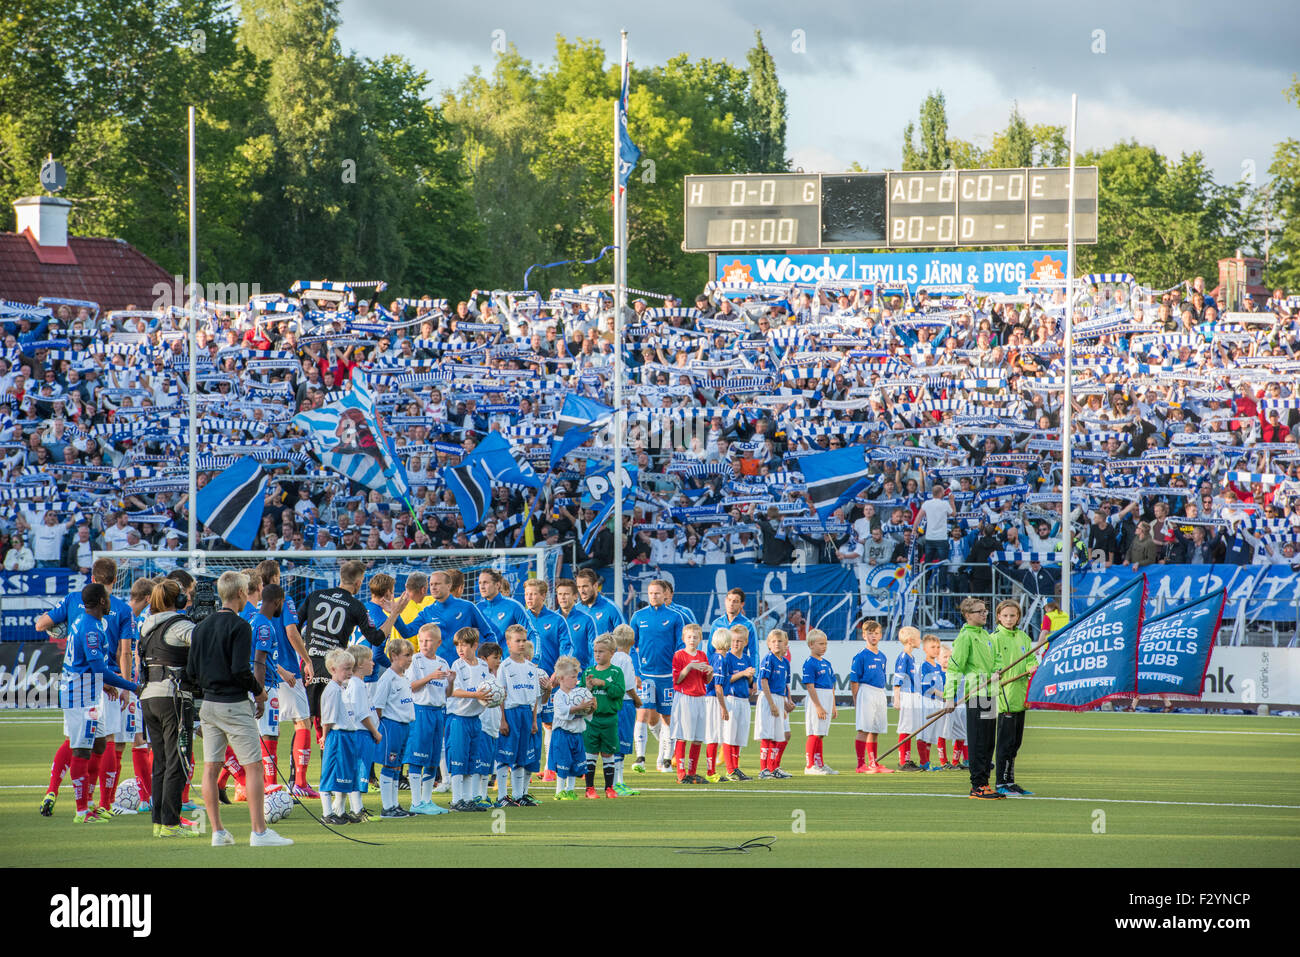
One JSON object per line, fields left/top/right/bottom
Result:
{"left": 278, "top": 680, "right": 309, "bottom": 722}
{"left": 896, "top": 691, "right": 923, "bottom": 735}
{"left": 705, "top": 695, "right": 725, "bottom": 744}
{"left": 669, "top": 693, "right": 706, "bottom": 742}
{"left": 804, "top": 687, "right": 833, "bottom": 736}
{"left": 918, "top": 696, "right": 942, "bottom": 744}
{"left": 722, "top": 696, "right": 750, "bottom": 747}
{"left": 98, "top": 695, "right": 123, "bottom": 738}
{"left": 949, "top": 702, "right": 967, "bottom": 740}
{"left": 755, "top": 696, "right": 789, "bottom": 740}
{"left": 257, "top": 689, "right": 281, "bottom": 737}
{"left": 63, "top": 706, "right": 101, "bottom": 749}
{"left": 854, "top": 685, "right": 888, "bottom": 734}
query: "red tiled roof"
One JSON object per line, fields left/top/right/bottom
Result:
{"left": 0, "top": 230, "right": 173, "bottom": 313}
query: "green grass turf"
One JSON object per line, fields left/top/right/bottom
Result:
{"left": 3, "top": 708, "right": 1297, "bottom": 867}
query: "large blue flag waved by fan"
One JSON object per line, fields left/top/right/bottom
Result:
{"left": 800, "top": 445, "right": 873, "bottom": 521}
{"left": 1135, "top": 589, "right": 1226, "bottom": 699}
{"left": 292, "top": 369, "right": 413, "bottom": 512}
{"left": 444, "top": 430, "right": 542, "bottom": 531}
{"left": 196, "top": 455, "right": 268, "bottom": 549}
{"left": 550, "top": 395, "right": 614, "bottom": 467}
{"left": 1028, "top": 575, "right": 1147, "bottom": 711}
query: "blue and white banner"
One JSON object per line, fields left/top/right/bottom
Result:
{"left": 1135, "top": 589, "right": 1226, "bottom": 699}
{"left": 716, "top": 250, "right": 1068, "bottom": 295}
{"left": 1072, "top": 564, "right": 1299, "bottom": 624}
{"left": 1029, "top": 575, "right": 1146, "bottom": 711}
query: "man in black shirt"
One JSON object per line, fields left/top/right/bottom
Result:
{"left": 300, "top": 559, "right": 407, "bottom": 723}
{"left": 186, "top": 570, "right": 291, "bottom": 847}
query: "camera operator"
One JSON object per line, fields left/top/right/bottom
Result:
{"left": 138, "top": 578, "right": 197, "bottom": 836}
{"left": 185, "top": 571, "right": 292, "bottom": 847}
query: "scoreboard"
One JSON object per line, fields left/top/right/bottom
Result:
{"left": 683, "top": 167, "right": 1097, "bottom": 252}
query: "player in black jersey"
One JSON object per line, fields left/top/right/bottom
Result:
{"left": 299, "top": 560, "right": 408, "bottom": 727}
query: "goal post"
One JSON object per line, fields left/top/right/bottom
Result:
{"left": 93, "top": 547, "right": 564, "bottom": 610}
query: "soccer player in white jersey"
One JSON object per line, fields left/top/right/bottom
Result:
{"left": 497, "top": 625, "right": 545, "bottom": 807}
{"left": 444, "top": 627, "right": 493, "bottom": 811}
{"left": 344, "top": 645, "right": 382, "bottom": 821}
{"left": 372, "top": 637, "right": 416, "bottom": 817}
{"left": 404, "top": 623, "right": 451, "bottom": 814}
{"left": 549, "top": 656, "right": 595, "bottom": 800}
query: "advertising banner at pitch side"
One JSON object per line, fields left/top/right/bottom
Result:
{"left": 1028, "top": 575, "right": 1146, "bottom": 711}
{"left": 715, "top": 249, "right": 1067, "bottom": 294}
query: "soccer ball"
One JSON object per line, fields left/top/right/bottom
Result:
{"left": 112, "top": 778, "right": 141, "bottom": 813}
{"left": 568, "top": 687, "right": 594, "bottom": 711}
{"left": 264, "top": 787, "right": 293, "bottom": 824}
{"left": 480, "top": 678, "right": 505, "bottom": 707}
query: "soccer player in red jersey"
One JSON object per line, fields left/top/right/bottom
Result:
{"left": 669, "top": 623, "right": 712, "bottom": 783}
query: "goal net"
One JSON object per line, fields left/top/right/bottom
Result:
{"left": 94, "top": 547, "right": 564, "bottom": 614}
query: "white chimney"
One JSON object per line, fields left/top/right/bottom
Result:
{"left": 13, "top": 195, "right": 72, "bottom": 247}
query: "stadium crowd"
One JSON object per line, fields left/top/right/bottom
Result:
{"left": 2, "top": 274, "right": 1300, "bottom": 596}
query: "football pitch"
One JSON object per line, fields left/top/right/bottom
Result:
{"left": 3, "top": 708, "right": 1297, "bottom": 868}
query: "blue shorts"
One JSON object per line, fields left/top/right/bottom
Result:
{"left": 320, "top": 730, "right": 359, "bottom": 792}
{"left": 642, "top": 675, "right": 673, "bottom": 717}
{"left": 539, "top": 697, "right": 554, "bottom": 725}
{"left": 497, "top": 706, "right": 534, "bottom": 767}
{"left": 445, "top": 713, "right": 481, "bottom": 777}
{"left": 404, "top": 705, "right": 445, "bottom": 768}
{"left": 353, "top": 728, "right": 378, "bottom": 791}
{"left": 379, "top": 717, "right": 410, "bottom": 769}
{"left": 473, "top": 727, "right": 498, "bottom": 776}
{"left": 527, "top": 724, "right": 541, "bottom": 773}
{"left": 550, "top": 728, "right": 588, "bottom": 777}
{"left": 618, "top": 699, "right": 636, "bottom": 756}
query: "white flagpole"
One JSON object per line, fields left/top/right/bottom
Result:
{"left": 1062, "top": 93, "right": 1078, "bottom": 621}
{"left": 612, "top": 29, "right": 628, "bottom": 611}
{"left": 187, "top": 105, "right": 199, "bottom": 563}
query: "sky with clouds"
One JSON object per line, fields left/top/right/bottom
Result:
{"left": 338, "top": 0, "right": 1296, "bottom": 184}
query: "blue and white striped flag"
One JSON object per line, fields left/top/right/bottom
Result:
{"left": 617, "top": 40, "right": 640, "bottom": 191}
{"left": 292, "top": 369, "right": 413, "bottom": 508}
{"left": 550, "top": 394, "right": 614, "bottom": 467}
{"left": 195, "top": 455, "right": 269, "bottom": 549}
{"left": 800, "top": 445, "right": 873, "bottom": 521}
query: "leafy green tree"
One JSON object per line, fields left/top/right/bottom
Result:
{"left": 744, "top": 31, "right": 787, "bottom": 172}
{"left": 987, "top": 104, "right": 1034, "bottom": 168}
{"left": 901, "top": 91, "right": 951, "bottom": 170}
{"left": 1262, "top": 76, "right": 1300, "bottom": 291}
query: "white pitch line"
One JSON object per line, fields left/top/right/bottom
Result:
{"left": 631, "top": 787, "right": 1300, "bottom": 811}
{"left": 814, "top": 720, "right": 1300, "bottom": 736}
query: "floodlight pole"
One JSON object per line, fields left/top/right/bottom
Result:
{"left": 1062, "top": 94, "right": 1078, "bottom": 620}
{"left": 187, "top": 105, "right": 199, "bottom": 563}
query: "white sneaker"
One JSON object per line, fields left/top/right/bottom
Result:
{"left": 803, "top": 765, "right": 824, "bottom": 775}
{"left": 821, "top": 765, "right": 839, "bottom": 775}
{"left": 211, "top": 829, "right": 235, "bottom": 847}
{"left": 249, "top": 828, "right": 293, "bottom": 847}
{"left": 432, "top": 780, "right": 451, "bottom": 793}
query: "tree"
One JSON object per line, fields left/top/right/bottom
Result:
{"left": 1262, "top": 76, "right": 1300, "bottom": 291}
{"left": 987, "top": 104, "right": 1034, "bottom": 168}
{"left": 744, "top": 31, "right": 788, "bottom": 172}
{"left": 902, "top": 91, "right": 951, "bottom": 170}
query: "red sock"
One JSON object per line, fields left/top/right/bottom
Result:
{"left": 312, "top": 716, "right": 324, "bottom": 750}
{"left": 816, "top": 736, "right": 825, "bottom": 766}
{"left": 897, "top": 733, "right": 910, "bottom": 765}
{"left": 957, "top": 740, "right": 966, "bottom": 762}
{"left": 757, "top": 740, "right": 767, "bottom": 771}
{"left": 223, "top": 748, "right": 247, "bottom": 787}
{"left": 867, "top": 741, "right": 878, "bottom": 764}
{"left": 688, "top": 743, "right": 701, "bottom": 775}
{"left": 133, "top": 748, "right": 153, "bottom": 804}
{"left": 706, "top": 743, "right": 718, "bottom": 775}
{"left": 854, "top": 739, "right": 867, "bottom": 766}
{"left": 86, "top": 750, "right": 102, "bottom": 804}
{"left": 674, "top": 740, "right": 687, "bottom": 780}
{"left": 918, "top": 741, "right": 931, "bottom": 765}
{"left": 776, "top": 739, "right": 788, "bottom": 767}
{"left": 938, "top": 738, "right": 948, "bottom": 764}
{"left": 293, "top": 726, "right": 312, "bottom": 787}
{"left": 721, "top": 744, "right": 734, "bottom": 773}
{"left": 805, "top": 736, "right": 816, "bottom": 768}
{"left": 98, "top": 746, "right": 120, "bottom": 809}
{"left": 70, "top": 756, "right": 90, "bottom": 812}
{"left": 48, "top": 740, "right": 72, "bottom": 794}
{"left": 262, "top": 738, "right": 279, "bottom": 787}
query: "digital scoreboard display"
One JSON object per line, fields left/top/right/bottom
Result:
{"left": 683, "top": 167, "right": 1098, "bottom": 252}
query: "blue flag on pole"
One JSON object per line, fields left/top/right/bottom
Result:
{"left": 472, "top": 431, "right": 542, "bottom": 488}
{"left": 195, "top": 455, "right": 268, "bottom": 549}
{"left": 799, "top": 445, "right": 873, "bottom": 521}
{"left": 550, "top": 395, "right": 614, "bottom": 467}
{"left": 292, "top": 369, "right": 413, "bottom": 509}
{"left": 617, "top": 48, "right": 640, "bottom": 190}
{"left": 1028, "top": 575, "right": 1147, "bottom": 711}
{"left": 445, "top": 460, "right": 492, "bottom": 531}
{"left": 1135, "top": 589, "right": 1226, "bottom": 699}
